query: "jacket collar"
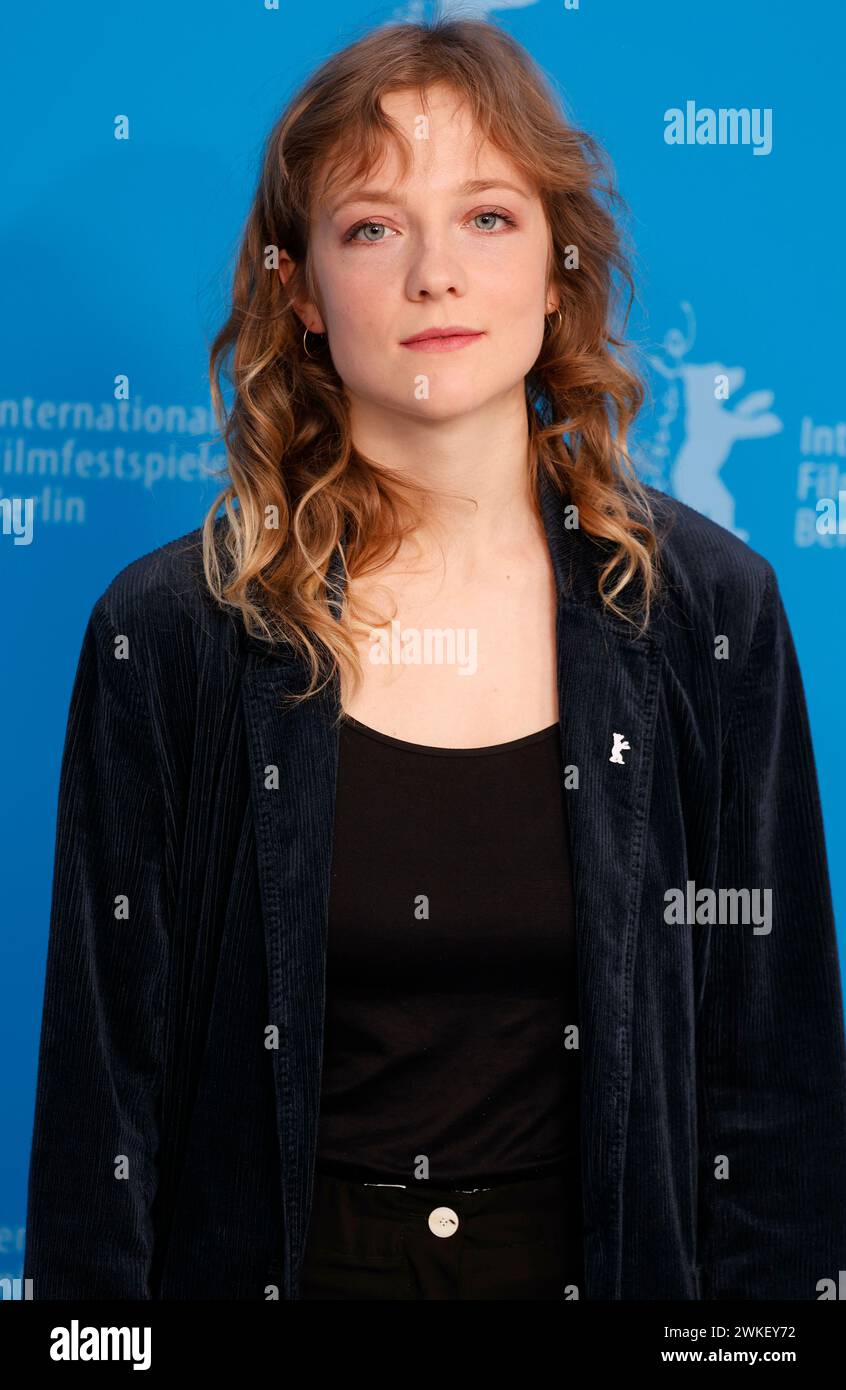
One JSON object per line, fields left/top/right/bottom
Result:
{"left": 240, "top": 467, "right": 665, "bottom": 1298}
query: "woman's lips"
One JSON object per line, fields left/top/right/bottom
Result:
{"left": 399, "top": 331, "right": 485, "bottom": 353}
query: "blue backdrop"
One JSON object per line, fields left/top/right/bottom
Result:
{"left": 3, "top": 0, "right": 844, "bottom": 1287}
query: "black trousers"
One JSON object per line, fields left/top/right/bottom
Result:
{"left": 300, "top": 1165, "right": 584, "bottom": 1300}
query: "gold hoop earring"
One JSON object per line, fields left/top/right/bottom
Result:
{"left": 545, "top": 306, "right": 563, "bottom": 334}
{"left": 303, "top": 325, "right": 325, "bottom": 359}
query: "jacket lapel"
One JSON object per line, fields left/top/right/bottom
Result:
{"left": 539, "top": 471, "right": 665, "bottom": 1296}
{"left": 241, "top": 643, "right": 342, "bottom": 1300}
{"left": 241, "top": 470, "right": 665, "bottom": 1299}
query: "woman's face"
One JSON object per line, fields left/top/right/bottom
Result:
{"left": 285, "top": 83, "right": 558, "bottom": 426}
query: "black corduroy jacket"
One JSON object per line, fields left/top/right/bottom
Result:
{"left": 23, "top": 471, "right": 846, "bottom": 1300}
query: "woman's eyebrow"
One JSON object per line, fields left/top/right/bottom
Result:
{"left": 327, "top": 178, "right": 531, "bottom": 215}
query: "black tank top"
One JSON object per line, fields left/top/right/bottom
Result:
{"left": 314, "top": 712, "right": 581, "bottom": 1188}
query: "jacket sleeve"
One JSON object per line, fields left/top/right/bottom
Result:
{"left": 696, "top": 563, "right": 846, "bottom": 1299}
{"left": 23, "top": 593, "right": 170, "bottom": 1299}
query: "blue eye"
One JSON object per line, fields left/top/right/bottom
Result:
{"left": 345, "top": 221, "right": 393, "bottom": 243}
{"left": 472, "top": 210, "right": 517, "bottom": 231}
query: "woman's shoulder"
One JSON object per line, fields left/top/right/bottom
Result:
{"left": 641, "top": 483, "right": 778, "bottom": 639}
{"left": 644, "top": 483, "right": 774, "bottom": 588}
{"left": 85, "top": 516, "right": 243, "bottom": 676}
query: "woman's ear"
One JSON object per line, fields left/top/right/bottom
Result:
{"left": 277, "top": 250, "right": 325, "bottom": 334}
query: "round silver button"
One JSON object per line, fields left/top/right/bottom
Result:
{"left": 427, "top": 1206, "right": 459, "bottom": 1238}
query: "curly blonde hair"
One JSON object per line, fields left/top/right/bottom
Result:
{"left": 203, "top": 16, "right": 661, "bottom": 702}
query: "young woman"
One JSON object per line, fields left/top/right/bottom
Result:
{"left": 24, "top": 18, "right": 846, "bottom": 1301}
